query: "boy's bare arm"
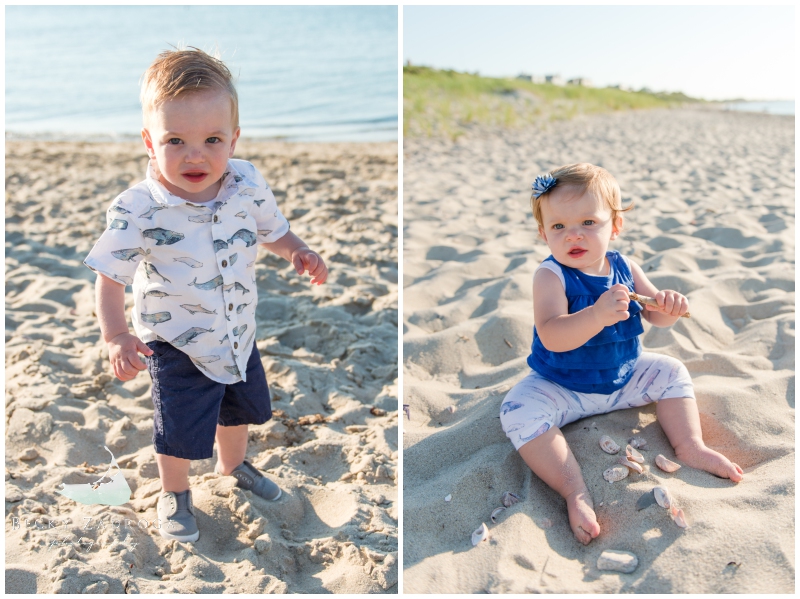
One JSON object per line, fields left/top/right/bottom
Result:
{"left": 261, "top": 230, "right": 328, "bottom": 285}
{"left": 629, "top": 261, "right": 688, "bottom": 327}
{"left": 533, "top": 269, "right": 631, "bottom": 352}
{"left": 95, "top": 274, "right": 153, "bottom": 381}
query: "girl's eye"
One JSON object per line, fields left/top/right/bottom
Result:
{"left": 582, "top": 220, "right": 595, "bottom": 226}
{"left": 207, "top": 137, "right": 220, "bottom": 143}
{"left": 168, "top": 138, "right": 182, "bottom": 145}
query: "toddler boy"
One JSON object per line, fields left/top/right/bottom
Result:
{"left": 84, "top": 48, "right": 328, "bottom": 542}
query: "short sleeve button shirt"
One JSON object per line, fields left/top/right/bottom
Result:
{"left": 84, "top": 159, "right": 290, "bottom": 384}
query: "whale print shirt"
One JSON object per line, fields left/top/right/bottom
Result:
{"left": 84, "top": 159, "right": 290, "bottom": 384}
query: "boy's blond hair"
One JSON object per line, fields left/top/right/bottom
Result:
{"left": 531, "top": 163, "right": 632, "bottom": 226}
{"left": 140, "top": 47, "right": 239, "bottom": 128}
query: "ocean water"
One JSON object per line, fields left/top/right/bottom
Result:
{"left": 5, "top": 6, "right": 398, "bottom": 142}
{"left": 722, "top": 101, "right": 794, "bottom": 116}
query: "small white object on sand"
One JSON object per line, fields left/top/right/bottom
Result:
{"left": 597, "top": 550, "right": 639, "bottom": 573}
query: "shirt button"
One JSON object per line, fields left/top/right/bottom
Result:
{"left": 234, "top": 342, "right": 239, "bottom": 349}
{"left": 213, "top": 215, "right": 218, "bottom": 223}
{"left": 222, "top": 260, "right": 228, "bottom": 267}
{"left": 228, "top": 303, "right": 233, "bottom": 311}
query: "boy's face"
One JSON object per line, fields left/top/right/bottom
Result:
{"left": 142, "top": 90, "right": 240, "bottom": 203}
{"left": 538, "top": 186, "right": 622, "bottom": 276}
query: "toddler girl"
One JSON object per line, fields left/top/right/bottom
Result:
{"left": 500, "top": 163, "right": 742, "bottom": 545}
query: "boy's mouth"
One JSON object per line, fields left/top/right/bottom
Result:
{"left": 568, "top": 247, "right": 587, "bottom": 258}
{"left": 183, "top": 172, "right": 208, "bottom": 183}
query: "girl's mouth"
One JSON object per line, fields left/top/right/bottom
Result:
{"left": 183, "top": 172, "right": 208, "bottom": 183}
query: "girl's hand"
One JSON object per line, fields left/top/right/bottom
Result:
{"left": 647, "top": 289, "right": 689, "bottom": 318}
{"left": 290, "top": 247, "right": 328, "bottom": 285}
{"left": 592, "top": 283, "right": 631, "bottom": 327}
{"left": 108, "top": 332, "right": 153, "bottom": 381}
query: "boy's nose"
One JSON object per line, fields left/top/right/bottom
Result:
{"left": 186, "top": 147, "right": 205, "bottom": 162}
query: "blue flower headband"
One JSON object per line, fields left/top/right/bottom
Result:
{"left": 531, "top": 174, "right": 557, "bottom": 198}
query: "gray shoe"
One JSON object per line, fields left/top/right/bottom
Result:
{"left": 230, "top": 460, "right": 282, "bottom": 501}
{"left": 157, "top": 489, "right": 199, "bottom": 542}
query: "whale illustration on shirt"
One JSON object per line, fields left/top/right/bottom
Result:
{"left": 189, "top": 275, "right": 224, "bottom": 291}
{"left": 171, "top": 327, "right": 215, "bottom": 347}
{"left": 143, "top": 228, "right": 184, "bottom": 246}
{"left": 227, "top": 229, "right": 257, "bottom": 247}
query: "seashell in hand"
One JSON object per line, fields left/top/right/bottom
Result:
{"left": 471, "top": 522, "right": 489, "bottom": 546}
{"left": 670, "top": 505, "right": 689, "bottom": 528}
{"left": 628, "top": 437, "right": 648, "bottom": 450}
{"left": 653, "top": 486, "right": 673, "bottom": 509}
{"left": 490, "top": 507, "right": 506, "bottom": 523}
{"left": 655, "top": 454, "right": 681, "bottom": 473}
{"left": 603, "top": 465, "right": 629, "bottom": 482}
{"left": 599, "top": 435, "right": 621, "bottom": 454}
{"left": 618, "top": 456, "right": 643, "bottom": 474}
{"left": 625, "top": 445, "right": 645, "bottom": 464}
{"left": 501, "top": 491, "right": 521, "bottom": 507}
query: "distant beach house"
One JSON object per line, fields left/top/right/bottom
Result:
{"left": 545, "top": 74, "right": 564, "bottom": 86}
{"left": 517, "top": 74, "right": 546, "bottom": 84}
{"left": 567, "top": 77, "right": 593, "bottom": 87}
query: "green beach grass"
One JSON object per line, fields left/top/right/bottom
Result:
{"left": 404, "top": 66, "right": 703, "bottom": 139}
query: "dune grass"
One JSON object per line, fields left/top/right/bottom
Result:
{"left": 404, "top": 66, "right": 702, "bottom": 139}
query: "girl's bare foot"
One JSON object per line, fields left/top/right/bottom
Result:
{"left": 565, "top": 488, "right": 600, "bottom": 545}
{"left": 675, "top": 443, "right": 743, "bottom": 482}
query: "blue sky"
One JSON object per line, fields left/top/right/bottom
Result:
{"left": 404, "top": 5, "right": 794, "bottom": 101}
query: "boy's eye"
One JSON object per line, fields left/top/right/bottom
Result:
{"left": 167, "top": 138, "right": 182, "bottom": 145}
{"left": 582, "top": 220, "right": 595, "bottom": 226}
{"left": 207, "top": 137, "right": 220, "bottom": 143}
{"left": 553, "top": 224, "right": 564, "bottom": 230}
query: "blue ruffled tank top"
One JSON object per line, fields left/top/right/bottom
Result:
{"left": 527, "top": 251, "right": 644, "bottom": 394}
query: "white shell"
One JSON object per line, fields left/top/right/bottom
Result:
{"left": 670, "top": 505, "right": 689, "bottom": 528}
{"left": 628, "top": 437, "right": 648, "bottom": 450}
{"left": 618, "top": 456, "right": 643, "bottom": 474}
{"left": 599, "top": 435, "right": 621, "bottom": 454}
{"left": 603, "top": 465, "right": 629, "bottom": 482}
{"left": 597, "top": 549, "right": 639, "bottom": 573}
{"left": 471, "top": 522, "right": 489, "bottom": 546}
{"left": 501, "top": 491, "right": 520, "bottom": 507}
{"left": 444, "top": 494, "right": 452, "bottom": 502}
{"left": 625, "top": 445, "right": 645, "bottom": 464}
{"left": 446, "top": 405, "right": 457, "bottom": 414}
{"left": 490, "top": 507, "right": 506, "bottom": 523}
{"left": 653, "top": 486, "right": 673, "bottom": 509}
{"left": 655, "top": 454, "right": 681, "bottom": 473}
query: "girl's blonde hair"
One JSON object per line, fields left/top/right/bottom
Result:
{"left": 140, "top": 47, "right": 239, "bottom": 128}
{"left": 531, "top": 163, "right": 632, "bottom": 226}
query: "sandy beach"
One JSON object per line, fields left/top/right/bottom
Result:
{"left": 5, "top": 140, "right": 398, "bottom": 593}
{"left": 402, "top": 108, "right": 794, "bottom": 593}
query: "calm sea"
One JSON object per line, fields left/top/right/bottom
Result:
{"left": 722, "top": 101, "right": 794, "bottom": 116}
{"left": 5, "top": 6, "right": 398, "bottom": 142}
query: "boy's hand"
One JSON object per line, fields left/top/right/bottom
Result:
{"left": 290, "top": 247, "right": 328, "bottom": 285}
{"left": 647, "top": 289, "right": 689, "bottom": 318}
{"left": 108, "top": 332, "right": 153, "bottom": 381}
{"left": 592, "top": 283, "right": 631, "bottom": 327}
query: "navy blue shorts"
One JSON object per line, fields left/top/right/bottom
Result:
{"left": 145, "top": 341, "right": 272, "bottom": 460}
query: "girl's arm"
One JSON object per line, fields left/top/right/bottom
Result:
{"left": 533, "top": 268, "right": 632, "bottom": 352}
{"left": 629, "top": 260, "right": 689, "bottom": 327}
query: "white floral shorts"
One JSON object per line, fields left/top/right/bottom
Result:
{"left": 500, "top": 352, "right": 695, "bottom": 451}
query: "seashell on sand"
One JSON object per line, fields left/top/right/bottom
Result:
{"left": 655, "top": 454, "right": 681, "bottom": 473}
{"left": 628, "top": 437, "right": 648, "bottom": 450}
{"left": 618, "top": 456, "right": 643, "bottom": 474}
{"left": 444, "top": 494, "right": 452, "bottom": 502}
{"left": 501, "top": 492, "right": 520, "bottom": 507}
{"left": 471, "top": 522, "right": 489, "bottom": 546}
{"left": 670, "top": 505, "right": 689, "bottom": 528}
{"left": 603, "top": 465, "right": 629, "bottom": 483}
{"left": 599, "top": 435, "right": 621, "bottom": 454}
{"left": 625, "top": 445, "right": 644, "bottom": 464}
{"left": 445, "top": 405, "right": 457, "bottom": 414}
{"left": 597, "top": 549, "right": 639, "bottom": 573}
{"left": 490, "top": 507, "right": 506, "bottom": 523}
{"left": 653, "top": 486, "right": 673, "bottom": 509}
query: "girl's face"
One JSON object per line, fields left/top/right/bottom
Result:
{"left": 538, "top": 186, "right": 622, "bottom": 276}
